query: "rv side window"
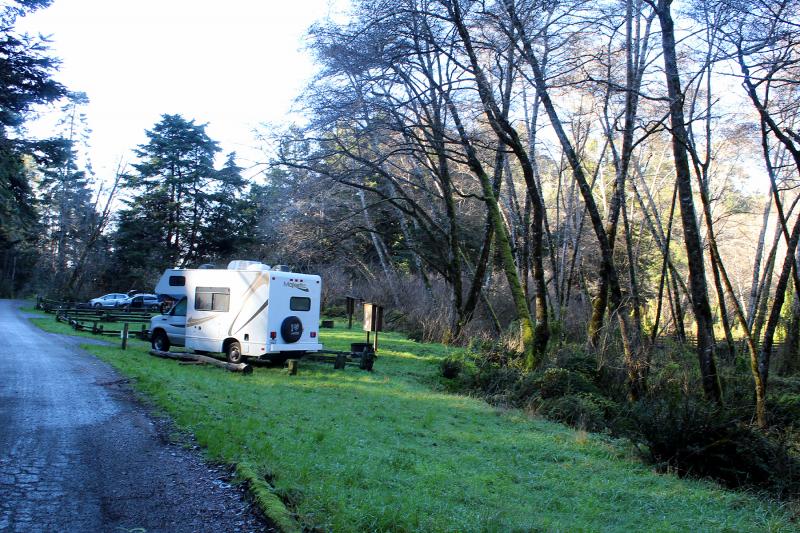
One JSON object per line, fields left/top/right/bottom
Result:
{"left": 195, "top": 287, "right": 230, "bottom": 312}
{"left": 290, "top": 297, "right": 311, "bottom": 312}
{"left": 169, "top": 276, "right": 186, "bottom": 286}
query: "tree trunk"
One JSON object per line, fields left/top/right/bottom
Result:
{"left": 782, "top": 273, "right": 800, "bottom": 375}
{"left": 747, "top": 195, "right": 772, "bottom": 329}
{"left": 650, "top": 180, "right": 678, "bottom": 344}
{"left": 448, "top": 1, "right": 549, "bottom": 361}
{"left": 657, "top": 0, "right": 721, "bottom": 402}
{"left": 443, "top": 91, "right": 538, "bottom": 367}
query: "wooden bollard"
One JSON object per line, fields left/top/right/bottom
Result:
{"left": 359, "top": 350, "right": 375, "bottom": 371}
{"left": 121, "top": 323, "right": 129, "bottom": 350}
{"left": 334, "top": 353, "right": 347, "bottom": 369}
{"left": 287, "top": 359, "right": 298, "bottom": 375}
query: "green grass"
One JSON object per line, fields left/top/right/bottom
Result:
{"left": 26, "top": 308, "right": 795, "bottom": 531}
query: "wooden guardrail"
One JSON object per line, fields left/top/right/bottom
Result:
{"left": 58, "top": 309, "right": 151, "bottom": 339}
{"left": 39, "top": 297, "right": 153, "bottom": 341}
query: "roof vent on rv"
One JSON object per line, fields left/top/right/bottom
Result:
{"left": 271, "top": 265, "right": 291, "bottom": 272}
{"left": 227, "top": 260, "right": 264, "bottom": 270}
{"left": 198, "top": 263, "right": 215, "bottom": 269}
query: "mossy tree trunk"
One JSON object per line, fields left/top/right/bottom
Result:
{"left": 447, "top": 0, "right": 550, "bottom": 363}
{"left": 657, "top": 0, "right": 722, "bottom": 403}
{"left": 440, "top": 89, "right": 539, "bottom": 367}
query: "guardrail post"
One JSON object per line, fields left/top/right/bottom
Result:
{"left": 121, "top": 323, "right": 129, "bottom": 350}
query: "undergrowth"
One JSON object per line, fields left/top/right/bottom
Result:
{"left": 440, "top": 338, "right": 800, "bottom": 501}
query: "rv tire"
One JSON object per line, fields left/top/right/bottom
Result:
{"left": 151, "top": 330, "right": 170, "bottom": 352}
{"left": 226, "top": 341, "right": 244, "bottom": 364}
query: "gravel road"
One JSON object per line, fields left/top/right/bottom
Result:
{"left": 0, "top": 300, "right": 275, "bottom": 532}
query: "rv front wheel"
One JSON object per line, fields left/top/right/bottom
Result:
{"left": 151, "top": 330, "right": 170, "bottom": 352}
{"left": 226, "top": 341, "right": 244, "bottom": 364}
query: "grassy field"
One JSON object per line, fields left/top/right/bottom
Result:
{"left": 25, "top": 306, "right": 795, "bottom": 532}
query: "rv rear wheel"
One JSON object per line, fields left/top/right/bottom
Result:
{"left": 151, "top": 330, "right": 170, "bottom": 352}
{"left": 226, "top": 341, "right": 244, "bottom": 364}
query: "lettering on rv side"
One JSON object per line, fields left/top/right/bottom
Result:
{"left": 283, "top": 281, "right": 309, "bottom": 292}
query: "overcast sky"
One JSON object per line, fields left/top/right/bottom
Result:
{"left": 17, "top": 0, "right": 344, "bottom": 181}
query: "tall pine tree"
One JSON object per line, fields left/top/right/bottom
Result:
{"left": 0, "top": 0, "right": 67, "bottom": 296}
{"left": 112, "top": 115, "right": 260, "bottom": 288}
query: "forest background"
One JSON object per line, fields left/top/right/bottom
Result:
{"left": 2, "top": 0, "right": 800, "bottom": 498}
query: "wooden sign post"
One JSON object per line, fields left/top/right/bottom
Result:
{"left": 346, "top": 296, "right": 356, "bottom": 329}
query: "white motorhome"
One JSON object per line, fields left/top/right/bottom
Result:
{"left": 149, "top": 261, "right": 323, "bottom": 364}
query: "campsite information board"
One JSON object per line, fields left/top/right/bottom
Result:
{"left": 363, "top": 303, "right": 384, "bottom": 332}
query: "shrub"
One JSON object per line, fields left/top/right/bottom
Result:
{"left": 405, "top": 324, "right": 425, "bottom": 343}
{"left": 536, "top": 368, "right": 599, "bottom": 399}
{"left": 323, "top": 304, "right": 347, "bottom": 318}
{"left": 627, "top": 396, "right": 800, "bottom": 493}
{"left": 769, "top": 393, "right": 800, "bottom": 428}
{"left": 511, "top": 372, "right": 541, "bottom": 403}
{"left": 772, "top": 376, "right": 800, "bottom": 395}
{"left": 440, "top": 356, "right": 462, "bottom": 379}
{"left": 560, "top": 355, "right": 598, "bottom": 379}
{"left": 536, "top": 393, "right": 615, "bottom": 432}
{"left": 473, "top": 365, "right": 521, "bottom": 398}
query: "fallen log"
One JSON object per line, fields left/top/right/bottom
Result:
{"left": 149, "top": 349, "right": 252, "bottom": 374}
{"left": 193, "top": 353, "right": 253, "bottom": 374}
{"left": 149, "top": 349, "right": 197, "bottom": 362}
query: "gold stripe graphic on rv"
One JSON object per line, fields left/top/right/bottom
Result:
{"left": 227, "top": 273, "right": 270, "bottom": 336}
{"left": 186, "top": 315, "right": 217, "bottom": 327}
{"left": 230, "top": 299, "right": 269, "bottom": 336}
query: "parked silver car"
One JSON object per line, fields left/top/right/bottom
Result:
{"left": 120, "top": 293, "right": 161, "bottom": 311}
{"left": 89, "top": 293, "right": 128, "bottom": 308}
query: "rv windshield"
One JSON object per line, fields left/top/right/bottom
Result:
{"left": 170, "top": 298, "right": 187, "bottom": 317}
